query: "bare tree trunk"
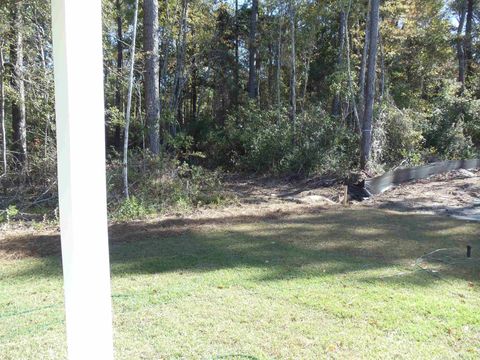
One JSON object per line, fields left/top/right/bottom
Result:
{"left": 358, "top": 0, "right": 371, "bottom": 126}
{"left": 11, "top": 0, "right": 27, "bottom": 168}
{"left": 144, "top": 0, "right": 160, "bottom": 155}
{"left": 196, "top": 67, "right": 211, "bottom": 121}
{"left": 114, "top": 0, "right": 124, "bottom": 149}
{"left": 170, "top": 0, "right": 188, "bottom": 136}
{"left": 158, "top": 0, "right": 171, "bottom": 147}
{"left": 289, "top": 0, "right": 296, "bottom": 136}
{"left": 379, "top": 33, "right": 386, "bottom": 101}
{"left": 137, "top": 84, "right": 147, "bottom": 173}
{"left": 0, "top": 46, "right": 6, "bottom": 176}
{"left": 464, "top": 0, "right": 474, "bottom": 83}
{"left": 360, "top": 0, "right": 380, "bottom": 170}
{"left": 123, "top": 0, "right": 140, "bottom": 199}
{"left": 276, "top": 11, "right": 282, "bottom": 122}
{"left": 456, "top": 0, "right": 467, "bottom": 89}
{"left": 36, "top": 28, "right": 47, "bottom": 71}
{"left": 345, "top": 1, "right": 360, "bottom": 133}
{"left": 301, "top": 56, "right": 310, "bottom": 114}
{"left": 266, "top": 42, "right": 273, "bottom": 108}
{"left": 248, "top": 0, "right": 258, "bottom": 99}
{"left": 33, "top": 18, "right": 52, "bottom": 161}
{"left": 332, "top": 10, "right": 346, "bottom": 117}
{"left": 256, "top": 50, "right": 261, "bottom": 101}
{"left": 234, "top": 0, "right": 240, "bottom": 106}
{"left": 191, "top": 43, "right": 198, "bottom": 123}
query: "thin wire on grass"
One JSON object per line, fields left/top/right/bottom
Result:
{"left": 0, "top": 304, "right": 61, "bottom": 320}
{"left": 414, "top": 247, "right": 474, "bottom": 284}
{"left": 415, "top": 248, "right": 452, "bottom": 283}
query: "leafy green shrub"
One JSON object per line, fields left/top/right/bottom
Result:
{"left": 107, "top": 151, "right": 228, "bottom": 220}
{"left": 113, "top": 196, "right": 153, "bottom": 221}
{"left": 371, "top": 102, "right": 425, "bottom": 169}
{"left": 0, "top": 205, "right": 19, "bottom": 223}
{"left": 369, "top": 83, "right": 479, "bottom": 171}
{"left": 424, "top": 81, "right": 479, "bottom": 159}
{"left": 204, "top": 102, "right": 358, "bottom": 175}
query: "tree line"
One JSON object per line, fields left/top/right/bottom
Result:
{"left": 0, "top": 0, "right": 479, "bottom": 191}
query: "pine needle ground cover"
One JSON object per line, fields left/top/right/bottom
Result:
{"left": 1, "top": 209, "right": 479, "bottom": 359}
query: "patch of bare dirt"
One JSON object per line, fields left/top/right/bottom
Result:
{"left": 0, "top": 175, "right": 347, "bottom": 260}
{"left": 223, "top": 174, "right": 343, "bottom": 205}
{"left": 1, "top": 170, "right": 479, "bottom": 260}
{"left": 361, "top": 169, "right": 480, "bottom": 220}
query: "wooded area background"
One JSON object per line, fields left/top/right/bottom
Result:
{"left": 0, "top": 0, "right": 479, "bottom": 218}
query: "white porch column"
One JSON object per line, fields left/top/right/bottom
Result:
{"left": 51, "top": 0, "right": 114, "bottom": 359}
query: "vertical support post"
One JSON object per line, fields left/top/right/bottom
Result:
{"left": 51, "top": 1, "right": 114, "bottom": 359}
{"left": 343, "top": 185, "right": 348, "bottom": 206}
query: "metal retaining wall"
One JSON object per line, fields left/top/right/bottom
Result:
{"left": 365, "top": 159, "right": 480, "bottom": 195}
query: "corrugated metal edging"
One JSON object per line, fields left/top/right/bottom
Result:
{"left": 365, "top": 159, "right": 480, "bottom": 195}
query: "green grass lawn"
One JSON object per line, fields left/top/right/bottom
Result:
{"left": 1, "top": 209, "right": 479, "bottom": 359}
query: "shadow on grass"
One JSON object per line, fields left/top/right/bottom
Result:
{"left": 2, "top": 208, "right": 479, "bottom": 283}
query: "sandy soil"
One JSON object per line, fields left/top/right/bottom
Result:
{"left": 222, "top": 170, "right": 480, "bottom": 221}
{"left": 361, "top": 169, "right": 480, "bottom": 221}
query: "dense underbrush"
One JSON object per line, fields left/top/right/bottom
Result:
{"left": 0, "top": 150, "right": 231, "bottom": 225}
{"left": 1, "top": 82, "right": 479, "bottom": 225}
